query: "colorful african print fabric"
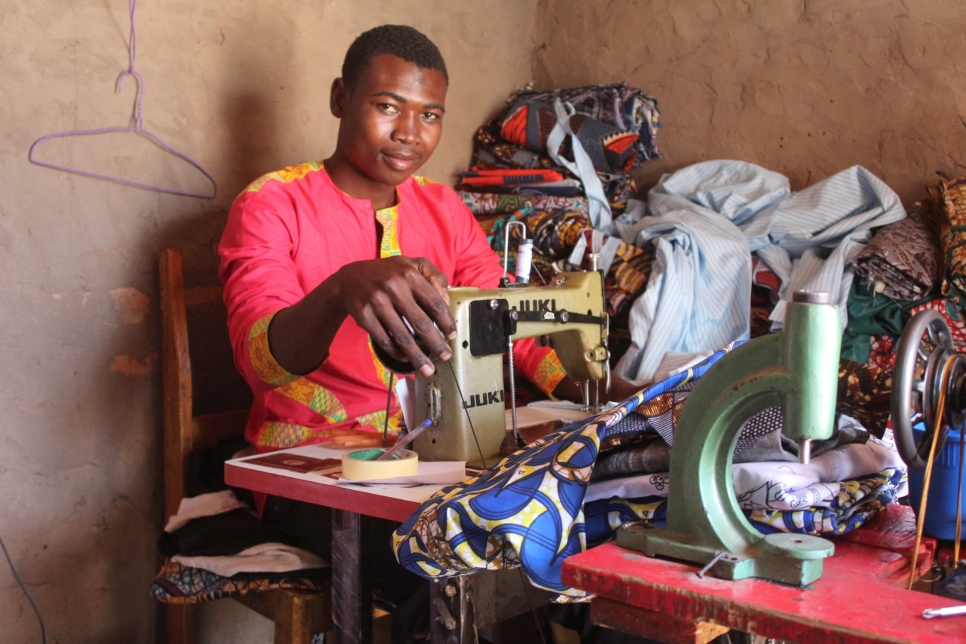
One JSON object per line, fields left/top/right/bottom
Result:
{"left": 854, "top": 205, "right": 940, "bottom": 301}
{"left": 500, "top": 101, "right": 640, "bottom": 174}
{"left": 747, "top": 467, "right": 903, "bottom": 535}
{"left": 924, "top": 176, "right": 966, "bottom": 298}
{"left": 466, "top": 82, "right": 654, "bottom": 225}
{"left": 507, "top": 82, "right": 661, "bottom": 163}
{"left": 458, "top": 192, "right": 589, "bottom": 218}
{"left": 584, "top": 467, "right": 902, "bottom": 546}
{"left": 151, "top": 558, "right": 327, "bottom": 604}
{"left": 910, "top": 298, "right": 966, "bottom": 352}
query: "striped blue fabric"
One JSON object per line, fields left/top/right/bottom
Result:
{"left": 605, "top": 160, "right": 905, "bottom": 383}
{"left": 613, "top": 199, "right": 751, "bottom": 382}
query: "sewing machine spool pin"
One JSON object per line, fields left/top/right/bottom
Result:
{"left": 617, "top": 290, "right": 840, "bottom": 586}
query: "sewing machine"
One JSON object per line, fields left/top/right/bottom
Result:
{"left": 617, "top": 291, "right": 842, "bottom": 586}
{"left": 405, "top": 270, "right": 610, "bottom": 466}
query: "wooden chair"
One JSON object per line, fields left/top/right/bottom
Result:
{"left": 159, "top": 247, "right": 331, "bottom": 644}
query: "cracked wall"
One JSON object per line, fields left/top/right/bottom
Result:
{"left": 0, "top": 2, "right": 537, "bottom": 642}
{"left": 533, "top": 0, "right": 966, "bottom": 201}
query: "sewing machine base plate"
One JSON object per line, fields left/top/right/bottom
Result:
{"left": 617, "top": 524, "right": 833, "bottom": 586}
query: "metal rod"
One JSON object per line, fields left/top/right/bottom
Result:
{"left": 924, "top": 605, "right": 966, "bottom": 619}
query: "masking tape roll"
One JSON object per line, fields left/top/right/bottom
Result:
{"left": 342, "top": 448, "right": 419, "bottom": 481}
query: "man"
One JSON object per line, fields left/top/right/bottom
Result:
{"left": 220, "top": 24, "right": 641, "bottom": 643}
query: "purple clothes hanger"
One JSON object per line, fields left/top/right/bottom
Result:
{"left": 28, "top": 0, "right": 217, "bottom": 199}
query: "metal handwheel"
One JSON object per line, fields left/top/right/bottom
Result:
{"left": 891, "top": 309, "right": 966, "bottom": 469}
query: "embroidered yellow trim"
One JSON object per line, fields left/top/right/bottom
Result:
{"left": 276, "top": 378, "right": 348, "bottom": 424}
{"left": 245, "top": 161, "right": 325, "bottom": 193}
{"left": 255, "top": 422, "right": 334, "bottom": 449}
{"left": 533, "top": 351, "right": 567, "bottom": 396}
{"left": 247, "top": 314, "right": 299, "bottom": 386}
{"left": 355, "top": 409, "right": 404, "bottom": 434}
{"left": 375, "top": 206, "right": 401, "bottom": 258}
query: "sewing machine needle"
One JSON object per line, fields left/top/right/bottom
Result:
{"left": 923, "top": 605, "right": 966, "bottom": 619}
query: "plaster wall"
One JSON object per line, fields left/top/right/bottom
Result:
{"left": 533, "top": 0, "right": 966, "bottom": 202}
{"left": 0, "top": 2, "right": 537, "bottom": 642}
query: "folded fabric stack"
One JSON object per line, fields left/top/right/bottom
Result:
{"left": 393, "top": 346, "right": 906, "bottom": 602}
{"left": 458, "top": 82, "right": 660, "bottom": 288}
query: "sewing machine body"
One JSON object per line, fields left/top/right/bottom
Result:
{"left": 412, "top": 271, "right": 608, "bottom": 465}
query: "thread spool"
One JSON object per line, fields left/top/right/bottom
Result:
{"left": 515, "top": 238, "right": 534, "bottom": 285}
{"left": 341, "top": 448, "right": 418, "bottom": 480}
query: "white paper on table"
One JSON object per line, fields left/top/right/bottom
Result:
{"left": 336, "top": 459, "right": 466, "bottom": 486}
{"left": 395, "top": 376, "right": 417, "bottom": 430}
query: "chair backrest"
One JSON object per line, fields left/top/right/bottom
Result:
{"left": 159, "top": 248, "right": 251, "bottom": 520}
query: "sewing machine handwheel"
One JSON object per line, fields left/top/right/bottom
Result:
{"left": 891, "top": 310, "right": 956, "bottom": 470}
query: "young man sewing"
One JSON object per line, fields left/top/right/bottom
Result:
{"left": 220, "top": 24, "right": 640, "bottom": 643}
{"left": 220, "top": 26, "right": 593, "bottom": 454}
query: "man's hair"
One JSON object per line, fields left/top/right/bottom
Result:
{"left": 342, "top": 25, "right": 448, "bottom": 88}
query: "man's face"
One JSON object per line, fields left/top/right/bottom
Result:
{"left": 330, "top": 53, "right": 447, "bottom": 201}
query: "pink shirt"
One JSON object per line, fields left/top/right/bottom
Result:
{"left": 219, "top": 162, "right": 565, "bottom": 450}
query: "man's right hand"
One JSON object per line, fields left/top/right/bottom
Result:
{"left": 336, "top": 256, "right": 456, "bottom": 376}
{"left": 268, "top": 256, "right": 457, "bottom": 377}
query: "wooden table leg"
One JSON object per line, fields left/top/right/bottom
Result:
{"left": 331, "top": 509, "right": 373, "bottom": 644}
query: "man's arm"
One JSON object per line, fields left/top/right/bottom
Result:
{"left": 267, "top": 256, "right": 458, "bottom": 378}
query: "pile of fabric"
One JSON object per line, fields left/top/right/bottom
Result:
{"left": 844, "top": 175, "right": 965, "bottom": 372}
{"left": 459, "top": 83, "right": 661, "bottom": 352}
{"left": 394, "top": 87, "right": 966, "bottom": 602}
{"left": 394, "top": 346, "right": 904, "bottom": 601}
{"left": 569, "top": 160, "right": 909, "bottom": 384}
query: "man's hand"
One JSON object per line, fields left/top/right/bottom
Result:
{"left": 336, "top": 256, "right": 456, "bottom": 376}
{"left": 268, "top": 256, "right": 457, "bottom": 377}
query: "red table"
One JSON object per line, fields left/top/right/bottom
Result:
{"left": 562, "top": 505, "right": 966, "bottom": 643}
{"left": 225, "top": 408, "right": 586, "bottom": 644}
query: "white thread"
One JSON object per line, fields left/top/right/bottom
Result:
{"left": 516, "top": 239, "right": 534, "bottom": 284}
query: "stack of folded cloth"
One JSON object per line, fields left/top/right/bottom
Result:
{"left": 457, "top": 168, "right": 580, "bottom": 197}
{"left": 458, "top": 82, "right": 661, "bottom": 284}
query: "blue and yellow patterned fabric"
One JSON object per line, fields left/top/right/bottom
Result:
{"left": 393, "top": 345, "right": 738, "bottom": 601}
